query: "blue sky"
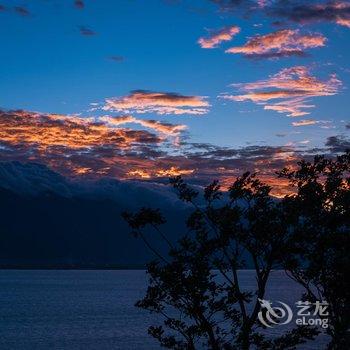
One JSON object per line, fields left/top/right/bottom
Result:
{"left": 0, "top": 0, "right": 349, "bottom": 194}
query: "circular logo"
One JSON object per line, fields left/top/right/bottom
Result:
{"left": 258, "top": 298, "right": 293, "bottom": 328}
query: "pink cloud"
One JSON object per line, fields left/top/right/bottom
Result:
{"left": 220, "top": 66, "right": 341, "bottom": 117}
{"left": 198, "top": 25, "right": 240, "bottom": 49}
{"left": 257, "top": 0, "right": 270, "bottom": 8}
{"left": 226, "top": 29, "right": 326, "bottom": 59}
{"left": 336, "top": 17, "right": 350, "bottom": 27}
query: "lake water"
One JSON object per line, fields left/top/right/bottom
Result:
{"left": 0, "top": 270, "right": 330, "bottom": 349}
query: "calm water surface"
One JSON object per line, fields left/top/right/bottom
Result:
{"left": 0, "top": 270, "right": 329, "bottom": 349}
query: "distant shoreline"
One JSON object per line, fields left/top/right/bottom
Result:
{"left": 0, "top": 265, "right": 147, "bottom": 270}
{"left": 0, "top": 266, "right": 265, "bottom": 271}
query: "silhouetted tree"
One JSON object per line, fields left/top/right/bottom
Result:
{"left": 278, "top": 151, "right": 350, "bottom": 349}
{"left": 123, "top": 172, "right": 318, "bottom": 349}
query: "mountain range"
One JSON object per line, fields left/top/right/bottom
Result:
{"left": 0, "top": 162, "right": 189, "bottom": 268}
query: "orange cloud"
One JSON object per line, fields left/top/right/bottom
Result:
{"left": 156, "top": 167, "right": 195, "bottom": 177}
{"left": 292, "top": 119, "right": 318, "bottom": 127}
{"left": 126, "top": 169, "right": 152, "bottom": 179}
{"left": 221, "top": 66, "right": 341, "bottom": 117}
{"left": 198, "top": 25, "right": 240, "bottom": 48}
{"left": 225, "top": 29, "right": 326, "bottom": 59}
{"left": 103, "top": 90, "right": 210, "bottom": 115}
{"left": 126, "top": 167, "right": 195, "bottom": 179}
{"left": 0, "top": 109, "right": 328, "bottom": 197}
{"left": 0, "top": 110, "right": 164, "bottom": 152}
{"left": 336, "top": 17, "right": 350, "bottom": 27}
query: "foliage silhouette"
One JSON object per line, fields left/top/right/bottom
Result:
{"left": 278, "top": 151, "right": 350, "bottom": 349}
{"left": 122, "top": 163, "right": 341, "bottom": 349}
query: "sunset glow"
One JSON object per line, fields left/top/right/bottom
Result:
{"left": 0, "top": 0, "right": 349, "bottom": 195}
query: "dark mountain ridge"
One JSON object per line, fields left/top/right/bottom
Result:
{"left": 0, "top": 162, "right": 189, "bottom": 268}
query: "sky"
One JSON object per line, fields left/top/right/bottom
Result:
{"left": 0, "top": 0, "right": 349, "bottom": 196}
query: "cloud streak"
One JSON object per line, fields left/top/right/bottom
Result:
{"left": 109, "top": 56, "right": 124, "bottom": 62}
{"left": 292, "top": 119, "right": 318, "bottom": 126}
{"left": 225, "top": 29, "right": 326, "bottom": 59}
{"left": 100, "top": 115, "right": 187, "bottom": 137}
{"left": 103, "top": 90, "right": 210, "bottom": 115}
{"left": 220, "top": 66, "right": 341, "bottom": 117}
{"left": 198, "top": 25, "right": 240, "bottom": 48}
{"left": 127, "top": 166, "right": 195, "bottom": 179}
{"left": 209, "top": 0, "right": 257, "bottom": 12}
{"left": 79, "top": 26, "right": 96, "bottom": 36}
{"left": 14, "top": 6, "right": 30, "bottom": 16}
